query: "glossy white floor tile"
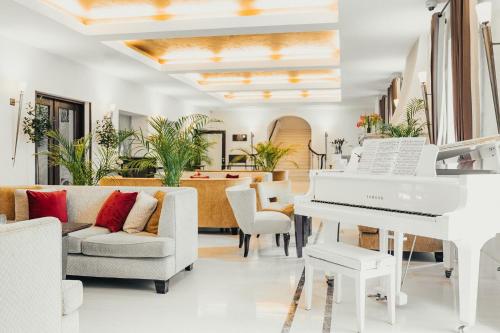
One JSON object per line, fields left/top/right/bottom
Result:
{"left": 78, "top": 224, "right": 500, "bottom": 333}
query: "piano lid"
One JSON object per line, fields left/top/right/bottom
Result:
{"left": 437, "top": 135, "right": 500, "bottom": 161}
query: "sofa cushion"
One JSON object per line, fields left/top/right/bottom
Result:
{"left": 67, "top": 226, "right": 110, "bottom": 254}
{"left": 62, "top": 280, "right": 83, "bottom": 315}
{"left": 27, "top": 190, "right": 68, "bottom": 223}
{"left": 123, "top": 191, "right": 158, "bottom": 234}
{"left": 95, "top": 191, "right": 138, "bottom": 232}
{"left": 144, "top": 191, "right": 165, "bottom": 234}
{"left": 81, "top": 232, "right": 174, "bottom": 258}
{"left": 14, "top": 189, "right": 57, "bottom": 221}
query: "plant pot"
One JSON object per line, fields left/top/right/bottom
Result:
{"left": 272, "top": 170, "right": 288, "bottom": 181}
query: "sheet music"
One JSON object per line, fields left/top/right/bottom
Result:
{"left": 357, "top": 138, "right": 426, "bottom": 175}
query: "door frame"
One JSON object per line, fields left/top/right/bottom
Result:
{"left": 35, "top": 93, "right": 86, "bottom": 185}
{"left": 198, "top": 130, "right": 226, "bottom": 170}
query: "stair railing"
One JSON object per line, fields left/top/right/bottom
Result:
{"left": 308, "top": 140, "right": 326, "bottom": 169}
{"left": 268, "top": 119, "right": 280, "bottom": 141}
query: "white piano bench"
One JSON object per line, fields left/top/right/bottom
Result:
{"left": 304, "top": 243, "right": 396, "bottom": 333}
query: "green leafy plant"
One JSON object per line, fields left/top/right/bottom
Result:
{"left": 41, "top": 131, "right": 94, "bottom": 185}
{"left": 131, "top": 114, "right": 218, "bottom": 186}
{"left": 41, "top": 125, "right": 135, "bottom": 185}
{"left": 381, "top": 98, "right": 427, "bottom": 137}
{"left": 95, "top": 116, "right": 118, "bottom": 148}
{"left": 237, "top": 141, "right": 297, "bottom": 172}
{"left": 22, "top": 101, "right": 51, "bottom": 144}
{"left": 186, "top": 133, "right": 215, "bottom": 170}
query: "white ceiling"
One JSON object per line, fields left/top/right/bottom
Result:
{"left": 0, "top": 0, "right": 434, "bottom": 111}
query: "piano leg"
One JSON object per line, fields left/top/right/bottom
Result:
{"left": 294, "top": 215, "right": 305, "bottom": 258}
{"left": 376, "top": 230, "right": 389, "bottom": 298}
{"left": 443, "top": 241, "right": 455, "bottom": 278}
{"left": 393, "top": 231, "right": 408, "bottom": 306}
{"left": 455, "top": 241, "right": 481, "bottom": 330}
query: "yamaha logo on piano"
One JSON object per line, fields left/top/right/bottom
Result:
{"left": 366, "top": 194, "right": 384, "bottom": 200}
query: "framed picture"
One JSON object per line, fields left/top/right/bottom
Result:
{"left": 232, "top": 134, "right": 248, "bottom": 141}
{"left": 59, "top": 108, "right": 69, "bottom": 123}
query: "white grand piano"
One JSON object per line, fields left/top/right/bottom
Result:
{"left": 295, "top": 137, "right": 500, "bottom": 332}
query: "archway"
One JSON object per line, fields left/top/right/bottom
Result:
{"left": 267, "top": 116, "right": 311, "bottom": 182}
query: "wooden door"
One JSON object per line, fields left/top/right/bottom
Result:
{"left": 36, "top": 94, "right": 85, "bottom": 185}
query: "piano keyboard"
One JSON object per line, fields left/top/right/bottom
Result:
{"left": 310, "top": 200, "right": 441, "bottom": 218}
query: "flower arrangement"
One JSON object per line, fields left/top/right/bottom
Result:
{"left": 332, "top": 138, "right": 346, "bottom": 155}
{"left": 356, "top": 113, "right": 382, "bottom": 133}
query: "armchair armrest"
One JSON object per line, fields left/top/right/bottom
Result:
{"left": 62, "top": 280, "right": 83, "bottom": 316}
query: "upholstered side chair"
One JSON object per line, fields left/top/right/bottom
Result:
{"left": 226, "top": 185, "right": 291, "bottom": 257}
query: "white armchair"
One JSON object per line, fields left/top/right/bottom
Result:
{"left": 256, "top": 180, "right": 294, "bottom": 211}
{"left": 255, "top": 180, "right": 295, "bottom": 247}
{"left": 0, "top": 218, "right": 83, "bottom": 333}
{"left": 226, "top": 186, "right": 291, "bottom": 257}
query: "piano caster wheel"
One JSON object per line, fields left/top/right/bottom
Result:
{"left": 458, "top": 325, "right": 467, "bottom": 333}
{"left": 445, "top": 270, "right": 453, "bottom": 279}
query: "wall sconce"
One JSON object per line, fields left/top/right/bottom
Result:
{"left": 12, "top": 81, "right": 27, "bottom": 165}
{"left": 106, "top": 103, "right": 117, "bottom": 118}
{"left": 476, "top": 1, "right": 500, "bottom": 133}
{"left": 418, "top": 71, "right": 434, "bottom": 143}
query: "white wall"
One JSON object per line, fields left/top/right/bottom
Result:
{"left": 0, "top": 34, "right": 193, "bottom": 185}
{"left": 206, "top": 105, "right": 368, "bottom": 167}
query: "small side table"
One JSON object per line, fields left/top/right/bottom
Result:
{"left": 62, "top": 223, "right": 92, "bottom": 279}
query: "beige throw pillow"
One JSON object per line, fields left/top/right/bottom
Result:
{"left": 123, "top": 191, "right": 158, "bottom": 233}
{"left": 14, "top": 189, "right": 56, "bottom": 221}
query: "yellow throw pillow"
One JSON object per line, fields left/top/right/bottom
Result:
{"left": 144, "top": 191, "right": 166, "bottom": 234}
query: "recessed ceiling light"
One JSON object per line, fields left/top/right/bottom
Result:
{"left": 41, "top": 0, "right": 338, "bottom": 25}
{"left": 125, "top": 31, "right": 340, "bottom": 67}
{"left": 216, "top": 89, "right": 341, "bottom": 103}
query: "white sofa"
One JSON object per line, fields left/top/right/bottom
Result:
{"left": 47, "top": 185, "right": 198, "bottom": 294}
{"left": 0, "top": 218, "right": 83, "bottom": 333}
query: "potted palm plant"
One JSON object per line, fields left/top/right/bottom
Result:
{"left": 381, "top": 98, "right": 427, "bottom": 137}
{"left": 40, "top": 116, "right": 135, "bottom": 185}
{"left": 237, "top": 141, "right": 297, "bottom": 180}
{"left": 132, "top": 114, "right": 217, "bottom": 186}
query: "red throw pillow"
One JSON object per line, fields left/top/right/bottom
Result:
{"left": 27, "top": 190, "right": 68, "bottom": 223}
{"left": 226, "top": 174, "right": 240, "bottom": 179}
{"left": 95, "top": 191, "right": 138, "bottom": 232}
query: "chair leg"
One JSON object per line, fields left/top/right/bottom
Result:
{"left": 355, "top": 276, "right": 366, "bottom": 333}
{"left": 304, "top": 258, "right": 314, "bottom": 310}
{"left": 154, "top": 280, "right": 169, "bottom": 294}
{"left": 275, "top": 234, "right": 280, "bottom": 247}
{"left": 283, "top": 233, "right": 290, "bottom": 256}
{"left": 334, "top": 273, "right": 342, "bottom": 304}
{"left": 243, "top": 234, "right": 251, "bottom": 257}
{"left": 387, "top": 271, "right": 396, "bottom": 325}
{"left": 239, "top": 230, "right": 244, "bottom": 248}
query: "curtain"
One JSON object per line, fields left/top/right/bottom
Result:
{"left": 430, "top": 13, "right": 440, "bottom": 144}
{"left": 450, "top": 0, "right": 473, "bottom": 141}
{"left": 379, "top": 95, "right": 387, "bottom": 123}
